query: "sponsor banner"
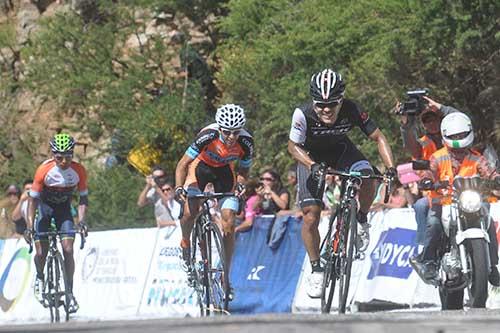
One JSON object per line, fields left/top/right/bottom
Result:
{"left": 73, "top": 228, "right": 158, "bottom": 318}
{"left": 353, "top": 209, "right": 439, "bottom": 306}
{"left": 137, "top": 225, "right": 199, "bottom": 317}
{"left": 293, "top": 209, "right": 441, "bottom": 313}
{"left": 230, "top": 216, "right": 306, "bottom": 313}
{"left": 0, "top": 238, "right": 47, "bottom": 322}
{"left": 487, "top": 202, "right": 500, "bottom": 308}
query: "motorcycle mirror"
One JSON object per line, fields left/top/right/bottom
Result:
{"left": 412, "top": 159, "right": 430, "bottom": 170}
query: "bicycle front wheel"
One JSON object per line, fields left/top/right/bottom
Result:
{"left": 191, "top": 215, "right": 208, "bottom": 316}
{"left": 338, "top": 199, "right": 357, "bottom": 314}
{"left": 321, "top": 212, "right": 337, "bottom": 313}
{"left": 205, "top": 223, "right": 229, "bottom": 315}
{"left": 54, "top": 252, "right": 70, "bottom": 321}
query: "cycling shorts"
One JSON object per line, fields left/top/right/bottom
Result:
{"left": 297, "top": 137, "right": 374, "bottom": 209}
{"left": 34, "top": 202, "right": 76, "bottom": 241}
{"left": 184, "top": 159, "right": 239, "bottom": 212}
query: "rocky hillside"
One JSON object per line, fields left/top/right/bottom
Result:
{"left": 0, "top": 0, "right": 213, "bottom": 175}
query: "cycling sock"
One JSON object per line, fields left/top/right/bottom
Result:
{"left": 311, "top": 259, "right": 322, "bottom": 273}
{"left": 357, "top": 210, "right": 368, "bottom": 224}
{"left": 180, "top": 238, "right": 190, "bottom": 249}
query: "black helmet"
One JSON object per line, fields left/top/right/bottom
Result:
{"left": 310, "top": 69, "right": 346, "bottom": 103}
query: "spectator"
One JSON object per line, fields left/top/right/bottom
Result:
{"left": 370, "top": 180, "right": 408, "bottom": 211}
{"left": 0, "top": 184, "right": 20, "bottom": 239}
{"left": 322, "top": 174, "right": 342, "bottom": 213}
{"left": 11, "top": 179, "right": 33, "bottom": 237}
{"left": 137, "top": 167, "right": 180, "bottom": 228}
{"left": 235, "top": 178, "right": 262, "bottom": 233}
{"left": 286, "top": 165, "right": 299, "bottom": 209}
{"left": 255, "top": 169, "right": 290, "bottom": 215}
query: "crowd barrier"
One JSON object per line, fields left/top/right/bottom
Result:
{"left": 0, "top": 204, "right": 499, "bottom": 323}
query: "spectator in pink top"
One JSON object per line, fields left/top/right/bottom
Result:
{"left": 235, "top": 178, "right": 262, "bottom": 233}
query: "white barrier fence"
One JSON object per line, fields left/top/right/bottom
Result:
{"left": 1, "top": 204, "right": 499, "bottom": 323}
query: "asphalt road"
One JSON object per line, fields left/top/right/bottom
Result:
{"left": 2, "top": 309, "right": 500, "bottom": 333}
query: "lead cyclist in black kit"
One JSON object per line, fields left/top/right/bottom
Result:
{"left": 288, "top": 69, "right": 396, "bottom": 298}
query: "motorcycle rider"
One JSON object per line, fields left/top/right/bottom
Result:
{"left": 410, "top": 112, "right": 500, "bottom": 286}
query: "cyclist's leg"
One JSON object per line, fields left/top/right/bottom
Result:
{"left": 33, "top": 203, "right": 51, "bottom": 301}
{"left": 297, "top": 162, "right": 323, "bottom": 269}
{"left": 181, "top": 159, "right": 205, "bottom": 250}
{"left": 55, "top": 204, "right": 76, "bottom": 293}
{"left": 334, "top": 139, "right": 376, "bottom": 219}
{"left": 34, "top": 204, "right": 51, "bottom": 279}
{"left": 211, "top": 164, "right": 238, "bottom": 274}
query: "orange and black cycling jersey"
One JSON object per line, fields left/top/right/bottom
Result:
{"left": 30, "top": 159, "right": 88, "bottom": 205}
{"left": 186, "top": 123, "right": 253, "bottom": 168}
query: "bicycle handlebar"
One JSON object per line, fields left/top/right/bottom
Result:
{"left": 325, "top": 168, "right": 394, "bottom": 204}
{"left": 27, "top": 229, "right": 86, "bottom": 254}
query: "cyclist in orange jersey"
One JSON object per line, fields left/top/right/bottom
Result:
{"left": 25, "top": 133, "right": 89, "bottom": 313}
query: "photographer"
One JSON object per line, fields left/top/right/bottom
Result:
{"left": 137, "top": 166, "right": 180, "bottom": 228}
{"left": 397, "top": 94, "right": 459, "bottom": 248}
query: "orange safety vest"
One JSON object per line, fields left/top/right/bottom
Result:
{"left": 428, "top": 147, "right": 481, "bottom": 205}
{"left": 416, "top": 135, "right": 438, "bottom": 161}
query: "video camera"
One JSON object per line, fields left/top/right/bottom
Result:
{"left": 396, "top": 89, "right": 429, "bottom": 116}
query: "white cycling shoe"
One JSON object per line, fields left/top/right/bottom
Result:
{"left": 306, "top": 271, "right": 324, "bottom": 298}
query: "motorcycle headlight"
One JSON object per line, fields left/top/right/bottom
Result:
{"left": 458, "top": 190, "right": 481, "bottom": 213}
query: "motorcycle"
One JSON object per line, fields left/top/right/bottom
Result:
{"left": 424, "top": 175, "right": 498, "bottom": 309}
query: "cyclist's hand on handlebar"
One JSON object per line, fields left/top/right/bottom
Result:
{"left": 311, "top": 163, "right": 326, "bottom": 181}
{"left": 174, "top": 186, "right": 187, "bottom": 202}
{"left": 23, "top": 228, "right": 34, "bottom": 244}
{"left": 77, "top": 221, "right": 89, "bottom": 237}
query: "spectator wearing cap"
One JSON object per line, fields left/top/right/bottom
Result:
{"left": 0, "top": 184, "right": 20, "bottom": 239}
{"left": 11, "top": 179, "right": 33, "bottom": 237}
{"left": 137, "top": 166, "right": 180, "bottom": 228}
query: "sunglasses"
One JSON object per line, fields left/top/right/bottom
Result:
{"left": 7, "top": 192, "right": 19, "bottom": 196}
{"left": 54, "top": 153, "right": 73, "bottom": 161}
{"left": 314, "top": 99, "right": 343, "bottom": 109}
{"left": 162, "top": 187, "right": 172, "bottom": 193}
{"left": 220, "top": 128, "right": 241, "bottom": 136}
{"left": 260, "top": 177, "right": 275, "bottom": 182}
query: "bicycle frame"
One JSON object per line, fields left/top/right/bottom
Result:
{"left": 28, "top": 229, "right": 85, "bottom": 322}
{"left": 321, "top": 169, "right": 391, "bottom": 314}
{"left": 179, "top": 192, "right": 236, "bottom": 316}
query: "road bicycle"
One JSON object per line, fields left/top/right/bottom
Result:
{"left": 28, "top": 220, "right": 86, "bottom": 322}
{"left": 320, "top": 168, "right": 392, "bottom": 314}
{"left": 178, "top": 191, "right": 236, "bottom": 316}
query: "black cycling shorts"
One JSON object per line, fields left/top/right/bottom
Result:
{"left": 297, "top": 137, "right": 374, "bottom": 209}
{"left": 194, "top": 160, "right": 235, "bottom": 193}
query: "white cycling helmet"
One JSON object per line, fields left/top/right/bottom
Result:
{"left": 441, "top": 112, "right": 474, "bottom": 149}
{"left": 215, "top": 104, "right": 246, "bottom": 129}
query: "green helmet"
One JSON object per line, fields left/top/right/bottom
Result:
{"left": 50, "top": 133, "right": 75, "bottom": 153}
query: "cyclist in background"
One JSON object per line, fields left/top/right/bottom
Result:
{"left": 288, "top": 69, "right": 395, "bottom": 298}
{"left": 174, "top": 104, "right": 253, "bottom": 280}
{"left": 24, "top": 133, "right": 88, "bottom": 313}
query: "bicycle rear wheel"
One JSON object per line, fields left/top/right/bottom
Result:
{"left": 338, "top": 199, "right": 357, "bottom": 314}
{"left": 205, "top": 223, "right": 229, "bottom": 315}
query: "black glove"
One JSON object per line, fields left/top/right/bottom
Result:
{"left": 77, "top": 221, "right": 89, "bottom": 237}
{"left": 419, "top": 178, "right": 434, "bottom": 191}
{"left": 385, "top": 167, "right": 397, "bottom": 180}
{"left": 23, "top": 228, "right": 34, "bottom": 244}
{"left": 174, "top": 186, "right": 187, "bottom": 202}
{"left": 310, "top": 163, "right": 325, "bottom": 181}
